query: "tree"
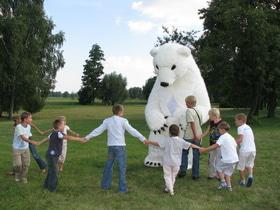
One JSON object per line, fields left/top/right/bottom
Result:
{"left": 128, "top": 87, "right": 143, "bottom": 99}
{"left": 78, "top": 44, "right": 105, "bottom": 104}
{"left": 0, "top": 0, "right": 64, "bottom": 118}
{"left": 197, "top": 0, "right": 280, "bottom": 119}
{"left": 142, "top": 76, "right": 156, "bottom": 100}
{"left": 62, "top": 91, "right": 70, "bottom": 98}
{"left": 156, "top": 26, "right": 198, "bottom": 50}
{"left": 99, "top": 72, "right": 128, "bottom": 105}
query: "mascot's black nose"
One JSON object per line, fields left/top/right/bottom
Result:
{"left": 160, "top": 82, "right": 169, "bottom": 87}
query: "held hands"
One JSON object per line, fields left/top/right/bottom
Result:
{"left": 79, "top": 137, "right": 88, "bottom": 144}
{"left": 199, "top": 147, "right": 207, "bottom": 153}
{"left": 143, "top": 140, "right": 150, "bottom": 145}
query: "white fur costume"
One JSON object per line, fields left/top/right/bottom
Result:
{"left": 144, "top": 43, "right": 211, "bottom": 167}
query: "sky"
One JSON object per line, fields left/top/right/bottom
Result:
{"left": 44, "top": 0, "right": 209, "bottom": 93}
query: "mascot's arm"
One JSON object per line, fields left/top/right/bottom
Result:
{"left": 145, "top": 86, "right": 168, "bottom": 134}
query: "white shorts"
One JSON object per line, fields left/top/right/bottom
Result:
{"left": 216, "top": 161, "right": 236, "bottom": 176}
{"left": 237, "top": 151, "right": 256, "bottom": 170}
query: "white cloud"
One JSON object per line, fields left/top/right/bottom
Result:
{"left": 103, "top": 55, "right": 154, "bottom": 88}
{"left": 131, "top": 0, "right": 208, "bottom": 30}
{"left": 128, "top": 20, "right": 156, "bottom": 33}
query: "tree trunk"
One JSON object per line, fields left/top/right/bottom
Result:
{"left": 8, "top": 84, "right": 15, "bottom": 120}
{"left": 248, "top": 83, "right": 261, "bottom": 123}
{"left": 267, "top": 83, "right": 277, "bottom": 118}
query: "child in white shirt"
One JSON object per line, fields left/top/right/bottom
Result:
{"left": 144, "top": 124, "right": 200, "bottom": 196}
{"left": 84, "top": 104, "right": 147, "bottom": 193}
{"left": 235, "top": 113, "right": 256, "bottom": 187}
{"left": 200, "top": 121, "right": 239, "bottom": 191}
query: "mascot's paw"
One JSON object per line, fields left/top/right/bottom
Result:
{"left": 144, "top": 160, "right": 162, "bottom": 167}
{"left": 151, "top": 116, "right": 169, "bottom": 135}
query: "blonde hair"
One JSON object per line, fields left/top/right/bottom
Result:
{"left": 185, "top": 95, "right": 196, "bottom": 106}
{"left": 235, "top": 113, "right": 247, "bottom": 123}
{"left": 57, "top": 116, "right": 66, "bottom": 121}
{"left": 209, "top": 108, "right": 220, "bottom": 118}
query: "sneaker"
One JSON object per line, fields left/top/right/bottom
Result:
{"left": 246, "top": 177, "right": 253, "bottom": 187}
{"left": 239, "top": 180, "right": 246, "bottom": 187}
{"left": 217, "top": 182, "right": 227, "bottom": 190}
{"left": 177, "top": 171, "right": 186, "bottom": 178}
{"left": 228, "top": 186, "right": 233, "bottom": 192}
{"left": 170, "top": 191, "right": 174, "bottom": 196}
{"left": 41, "top": 169, "right": 47, "bottom": 174}
{"left": 15, "top": 178, "right": 20, "bottom": 182}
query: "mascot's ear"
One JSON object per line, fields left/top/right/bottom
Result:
{"left": 150, "top": 47, "right": 159, "bottom": 57}
{"left": 177, "top": 46, "right": 191, "bottom": 57}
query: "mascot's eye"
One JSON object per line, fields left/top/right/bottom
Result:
{"left": 171, "top": 65, "right": 176, "bottom": 70}
{"left": 156, "top": 65, "right": 159, "bottom": 70}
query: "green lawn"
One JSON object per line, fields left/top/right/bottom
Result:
{"left": 0, "top": 98, "right": 279, "bottom": 210}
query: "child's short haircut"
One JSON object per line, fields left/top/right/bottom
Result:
{"left": 112, "top": 104, "right": 124, "bottom": 115}
{"left": 169, "top": 124, "right": 180, "bottom": 137}
{"left": 209, "top": 108, "right": 220, "bottom": 118}
{"left": 218, "top": 121, "right": 230, "bottom": 131}
{"left": 235, "top": 113, "right": 247, "bottom": 123}
{"left": 57, "top": 116, "right": 66, "bottom": 121}
{"left": 185, "top": 95, "right": 196, "bottom": 106}
{"left": 21, "top": 112, "right": 31, "bottom": 121}
{"left": 53, "top": 119, "right": 63, "bottom": 130}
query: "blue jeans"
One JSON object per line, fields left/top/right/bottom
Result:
{"left": 101, "top": 146, "right": 127, "bottom": 192}
{"left": 29, "top": 143, "right": 47, "bottom": 170}
{"left": 44, "top": 153, "right": 59, "bottom": 192}
{"left": 180, "top": 139, "right": 200, "bottom": 178}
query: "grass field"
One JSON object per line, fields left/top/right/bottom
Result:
{"left": 0, "top": 98, "right": 279, "bottom": 210}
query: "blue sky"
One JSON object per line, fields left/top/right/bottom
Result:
{"left": 44, "top": 0, "right": 208, "bottom": 92}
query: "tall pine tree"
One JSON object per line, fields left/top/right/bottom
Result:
{"left": 78, "top": 44, "right": 105, "bottom": 104}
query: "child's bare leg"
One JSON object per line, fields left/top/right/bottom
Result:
{"left": 225, "top": 175, "right": 231, "bottom": 187}
{"left": 239, "top": 170, "right": 246, "bottom": 181}
{"left": 246, "top": 167, "right": 253, "bottom": 177}
{"left": 218, "top": 171, "right": 225, "bottom": 182}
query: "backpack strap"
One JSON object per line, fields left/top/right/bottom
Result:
{"left": 192, "top": 108, "right": 202, "bottom": 126}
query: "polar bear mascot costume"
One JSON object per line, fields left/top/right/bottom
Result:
{"left": 144, "top": 43, "right": 211, "bottom": 167}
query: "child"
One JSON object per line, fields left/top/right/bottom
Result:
{"left": 56, "top": 116, "right": 80, "bottom": 172}
{"left": 178, "top": 95, "right": 202, "bottom": 180}
{"left": 144, "top": 124, "right": 200, "bottom": 196}
{"left": 10, "top": 117, "right": 52, "bottom": 174}
{"left": 12, "top": 112, "right": 39, "bottom": 183}
{"left": 235, "top": 113, "right": 256, "bottom": 187}
{"left": 83, "top": 104, "right": 147, "bottom": 193}
{"left": 39, "top": 119, "right": 85, "bottom": 192}
{"left": 200, "top": 121, "right": 239, "bottom": 191}
{"left": 200, "top": 108, "right": 222, "bottom": 179}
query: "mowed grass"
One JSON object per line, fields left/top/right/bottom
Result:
{"left": 0, "top": 98, "right": 279, "bottom": 210}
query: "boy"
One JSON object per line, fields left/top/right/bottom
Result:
{"left": 144, "top": 124, "right": 200, "bottom": 196}
{"left": 84, "top": 104, "right": 147, "bottom": 193}
{"left": 200, "top": 108, "right": 222, "bottom": 179}
{"left": 235, "top": 113, "right": 256, "bottom": 187}
{"left": 178, "top": 95, "right": 202, "bottom": 180}
{"left": 200, "top": 121, "right": 239, "bottom": 191}
{"left": 39, "top": 119, "right": 85, "bottom": 192}
{"left": 57, "top": 116, "right": 80, "bottom": 172}
{"left": 12, "top": 112, "right": 39, "bottom": 183}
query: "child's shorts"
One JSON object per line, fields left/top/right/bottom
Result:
{"left": 216, "top": 161, "right": 236, "bottom": 176}
{"left": 237, "top": 151, "right": 256, "bottom": 170}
